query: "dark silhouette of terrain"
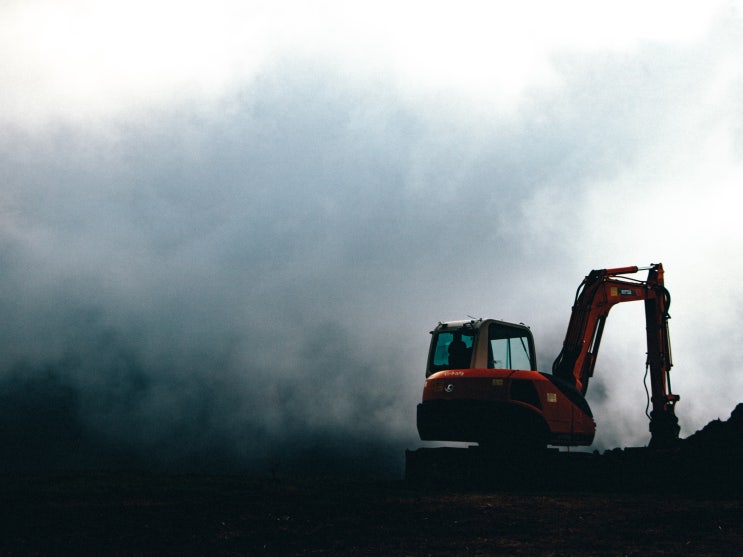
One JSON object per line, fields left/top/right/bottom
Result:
{"left": 0, "top": 405, "right": 741, "bottom": 555}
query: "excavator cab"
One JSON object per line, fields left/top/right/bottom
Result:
{"left": 426, "top": 320, "right": 535, "bottom": 376}
{"left": 417, "top": 319, "right": 594, "bottom": 448}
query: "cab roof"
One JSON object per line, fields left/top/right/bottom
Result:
{"left": 431, "top": 318, "right": 531, "bottom": 334}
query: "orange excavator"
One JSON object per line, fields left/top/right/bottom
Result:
{"left": 416, "top": 264, "right": 680, "bottom": 450}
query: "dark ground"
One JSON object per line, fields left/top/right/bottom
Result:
{"left": 2, "top": 471, "right": 742, "bottom": 556}
{"left": 2, "top": 405, "right": 742, "bottom": 556}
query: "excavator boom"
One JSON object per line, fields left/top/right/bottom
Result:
{"left": 551, "top": 263, "right": 679, "bottom": 447}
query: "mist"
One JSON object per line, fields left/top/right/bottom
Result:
{"left": 2, "top": 2, "right": 742, "bottom": 476}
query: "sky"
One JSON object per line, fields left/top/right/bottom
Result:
{"left": 1, "top": 1, "right": 742, "bottom": 476}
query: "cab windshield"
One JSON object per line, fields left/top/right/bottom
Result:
{"left": 429, "top": 329, "right": 475, "bottom": 374}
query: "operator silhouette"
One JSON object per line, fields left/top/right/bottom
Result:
{"left": 448, "top": 332, "right": 470, "bottom": 368}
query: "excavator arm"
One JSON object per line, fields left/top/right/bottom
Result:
{"left": 552, "top": 263, "right": 680, "bottom": 447}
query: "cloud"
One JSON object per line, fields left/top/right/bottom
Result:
{"left": 1, "top": 2, "right": 742, "bottom": 475}
{"left": 2, "top": 1, "right": 731, "bottom": 127}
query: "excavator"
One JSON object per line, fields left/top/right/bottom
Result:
{"left": 415, "top": 263, "right": 680, "bottom": 452}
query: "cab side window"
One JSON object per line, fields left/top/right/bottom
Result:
{"left": 488, "top": 324, "right": 532, "bottom": 370}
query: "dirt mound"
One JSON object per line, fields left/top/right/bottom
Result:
{"left": 667, "top": 403, "right": 743, "bottom": 494}
{"left": 684, "top": 403, "right": 743, "bottom": 452}
{"left": 406, "top": 404, "right": 743, "bottom": 495}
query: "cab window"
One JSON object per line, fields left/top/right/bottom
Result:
{"left": 488, "top": 323, "right": 533, "bottom": 370}
{"left": 429, "top": 330, "right": 474, "bottom": 372}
